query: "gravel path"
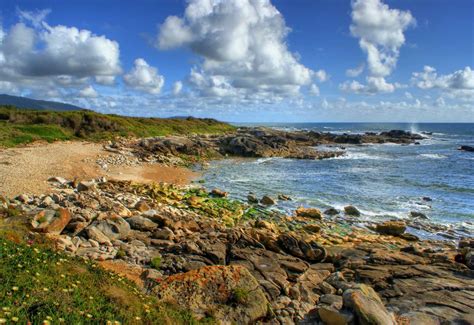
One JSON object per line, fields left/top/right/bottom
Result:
{"left": 0, "top": 141, "right": 196, "bottom": 198}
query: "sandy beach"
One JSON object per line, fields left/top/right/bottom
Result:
{"left": 0, "top": 141, "right": 197, "bottom": 198}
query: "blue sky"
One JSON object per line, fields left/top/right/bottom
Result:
{"left": 0, "top": 0, "right": 472, "bottom": 122}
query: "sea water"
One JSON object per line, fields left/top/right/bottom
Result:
{"left": 201, "top": 123, "right": 474, "bottom": 239}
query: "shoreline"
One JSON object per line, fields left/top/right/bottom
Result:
{"left": 1, "top": 127, "right": 473, "bottom": 324}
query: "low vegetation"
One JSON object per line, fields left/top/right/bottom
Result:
{"left": 0, "top": 106, "right": 235, "bottom": 147}
{"left": 0, "top": 213, "right": 206, "bottom": 324}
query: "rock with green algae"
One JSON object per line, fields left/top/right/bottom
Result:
{"left": 152, "top": 265, "right": 269, "bottom": 324}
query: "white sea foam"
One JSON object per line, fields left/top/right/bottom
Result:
{"left": 419, "top": 153, "right": 447, "bottom": 159}
{"left": 331, "top": 151, "right": 390, "bottom": 161}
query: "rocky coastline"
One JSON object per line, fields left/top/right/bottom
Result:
{"left": 1, "top": 128, "right": 473, "bottom": 325}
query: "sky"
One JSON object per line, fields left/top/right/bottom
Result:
{"left": 0, "top": 0, "right": 473, "bottom": 122}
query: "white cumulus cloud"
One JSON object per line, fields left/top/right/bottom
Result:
{"left": 346, "top": 63, "right": 365, "bottom": 77}
{"left": 341, "top": 0, "right": 415, "bottom": 94}
{"left": 78, "top": 85, "right": 98, "bottom": 98}
{"left": 124, "top": 58, "right": 165, "bottom": 94}
{"left": 412, "top": 66, "right": 474, "bottom": 90}
{"left": 172, "top": 81, "right": 183, "bottom": 95}
{"left": 157, "top": 0, "right": 321, "bottom": 102}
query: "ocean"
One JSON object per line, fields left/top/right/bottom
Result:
{"left": 200, "top": 123, "right": 474, "bottom": 240}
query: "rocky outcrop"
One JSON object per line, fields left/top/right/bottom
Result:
{"left": 152, "top": 265, "right": 269, "bottom": 324}
{"left": 375, "top": 221, "right": 407, "bottom": 236}
{"left": 3, "top": 178, "right": 472, "bottom": 325}
{"left": 343, "top": 284, "right": 396, "bottom": 325}
{"left": 458, "top": 145, "right": 474, "bottom": 152}
{"left": 123, "top": 127, "right": 422, "bottom": 165}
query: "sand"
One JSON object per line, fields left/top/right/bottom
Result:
{"left": 0, "top": 141, "right": 197, "bottom": 198}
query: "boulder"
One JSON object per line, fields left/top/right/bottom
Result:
{"left": 260, "top": 195, "right": 276, "bottom": 205}
{"left": 318, "top": 306, "right": 354, "bottom": 325}
{"left": 247, "top": 194, "right": 259, "bottom": 204}
{"left": 152, "top": 227, "right": 174, "bottom": 240}
{"left": 134, "top": 200, "right": 151, "bottom": 212}
{"left": 296, "top": 207, "right": 322, "bottom": 219}
{"left": 343, "top": 284, "right": 396, "bottom": 325}
{"left": 458, "top": 145, "right": 474, "bottom": 152}
{"left": 409, "top": 211, "right": 428, "bottom": 219}
{"left": 303, "top": 224, "right": 321, "bottom": 233}
{"left": 31, "top": 208, "right": 71, "bottom": 235}
{"left": 376, "top": 221, "right": 406, "bottom": 236}
{"left": 211, "top": 189, "right": 228, "bottom": 197}
{"left": 278, "top": 233, "right": 326, "bottom": 262}
{"left": 127, "top": 216, "right": 158, "bottom": 231}
{"left": 344, "top": 206, "right": 361, "bottom": 216}
{"left": 278, "top": 194, "right": 292, "bottom": 201}
{"left": 77, "top": 180, "right": 96, "bottom": 192}
{"left": 93, "top": 216, "right": 130, "bottom": 240}
{"left": 85, "top": 226, "right": 111, "bottom": 245}
{"left": 324, "top": 207, "right": 339, "bottom": 216}
{"left": 153, "top": 265, "right": 269, "bottom": 323}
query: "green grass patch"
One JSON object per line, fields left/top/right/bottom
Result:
{"left": 0, "top": 106, "right": 235, "bottom": 148}
{"left": 0, "top": 237, "right": 207, "bottom": 324}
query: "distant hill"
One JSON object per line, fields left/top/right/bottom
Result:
{"left": 0, "top": 105, "right": 235, "bottom": 147}
{"left": 0, "top": 94, "right": 85, "bottom": 111}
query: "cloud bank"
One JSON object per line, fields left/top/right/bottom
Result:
{"left": 157, "top": 0, "right": 324, "bottom": 102}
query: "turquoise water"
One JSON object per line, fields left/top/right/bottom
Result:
{"left": 201, "top": 123, "right": 474, "bottom": 238}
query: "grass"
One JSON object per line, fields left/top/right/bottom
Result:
{"left": 151, "top": 256, "right": 162, "bottom": 270}
{"left": 0, "top": 106, "right": 235, "bottom": 148}
{"left": 0, "top": 214, "right": 208, "bottom": 324}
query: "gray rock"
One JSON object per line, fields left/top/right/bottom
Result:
{"left": 94, "top": 217, "right": 130, "bottom": 240}
{"left": 127, "top": 216, "right": 158, "bottom": 231}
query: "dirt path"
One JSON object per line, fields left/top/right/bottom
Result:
{"left": 0, "top": 141, "right": 197, "bottom": 198}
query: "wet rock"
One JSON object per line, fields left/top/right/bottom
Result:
{"left": 152, "top": 265, "right": 268, "bottom": 323}
{"left": 343, "top": 284, "right": 396, "bottom": 325}
{"left": 247, "top": 194, "right": 259, "bottom": 204}
{"left": 211, "top": 188, "right": 228, "bottom": 197}
{"left": 260, "top": 195, "right": 276, "bottom": 205}
{"left": 409, "top": 211, "right": 428, "bottom": 219}
{"left": 278, "top": 194, "right": 292, "bottom": 201}
{"left": 324, "top": 207, "right": 339, "bottom": 216}
{"left": 127, "top": 216, "right": 158, "bottom": 231}
{"left": 31, "top": 208, "right": 71, "bottom": 235}
{"left": 344, "top": 205, "right": 360, "bottom": 216}
{"left": 376, "top": 221, "right": 406, "bottom": 236}
{"left": 295, "top": 207, "right": 322, "bottom": 220}
{"left": 458, "top": 145, "right": 474, "bottom": 152}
